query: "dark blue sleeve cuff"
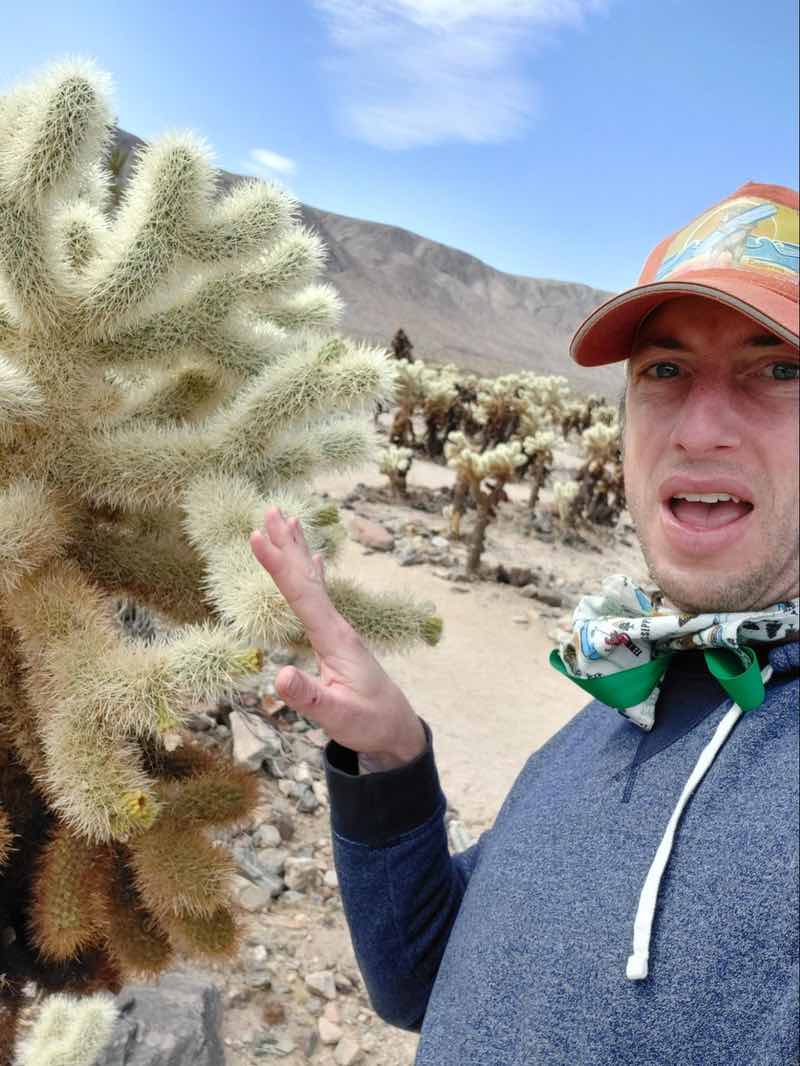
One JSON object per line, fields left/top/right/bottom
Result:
{"left": 324, "top": 720, "right": 445, "bottom": 848}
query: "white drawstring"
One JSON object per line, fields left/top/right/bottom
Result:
{"left": 625, "top": 664, "right": 774, "bottom": 981}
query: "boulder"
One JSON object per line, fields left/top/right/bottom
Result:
{"left": 230, "top": 709, "right": 283, "bottom": 769}
{"left": 347, "top": 515, "right": 395, "bottom": 551}
{"left": 94, "top": 972, "right": 224, "bottom": 1066}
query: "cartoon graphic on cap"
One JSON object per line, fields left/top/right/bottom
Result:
{"left": 655, "top": 196, "right": 799, "bottom": 281}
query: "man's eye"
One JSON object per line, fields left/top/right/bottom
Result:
{"left": 770, "top": 363, "right": 799, "bottom": 381}
{"left": 645, "top": 362, "right": 680, "bottom": 379}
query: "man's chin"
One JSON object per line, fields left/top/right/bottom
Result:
{"left": 641, "top": 546, "right": 760, "bottom": 614}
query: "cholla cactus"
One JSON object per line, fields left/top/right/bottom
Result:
{"left": 520, "top": 430, "right": 556, "bottom": 510}
{"left": 551, "top": 420, "right": 624, "bottom": 531}
{"left": 473, "top": 374, "right": 530, "bottom": 449}
{"left": 420, "top": 371, "right": 459, "bottom": 459}
{"left": 378, "top": 444, "right": 413, "bottom": 498}
{"left": 389, "top": 359, "right": 428, "bottom": 447}
{"left": 551, "top": 478, "right": 580, "bottom": 527}
{"left": 0, "top": 59, "right": 441, "bottom": 1055}
{"left": 14, "top": 993, "right": 118, "bottom": 1066}
{"left": 445, "top": 432, "right": 527, "bottom": 573}
{"left": 522, "top": 373, "right": 571, "bottom": 427}
{"left": 560, "top": 393, "right": 604, "bottom": 439}
{"left": 574, "top": 420, "right": 625, "bottom": 526}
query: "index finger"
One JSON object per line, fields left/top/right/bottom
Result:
{"left": 249, "top": 509, "right": 351, "bottom": 658}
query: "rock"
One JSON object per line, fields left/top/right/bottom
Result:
{"left": 305, "top": 969, "right": 337, "bottom": 1000}
{"left": 257, "top": 847, "right": 289, "bottom": 877}
{"left": 94, "top": 972, "right": 225, "bottom": 1065}
{"left": 262, "top": 1000, "right": 287, "bottom": 1025}
{"left": 536, "top": 590, "right": 564, "bottom": 608}
{"left": 334, "top": 1036, "right": 363, "bottom": 1065}
{"left": 296, "top": 787, "right": 320, "bottom": 814}
{"left": 272, "top": 811, "right": 295, "bottom": 842}
{"left": 187, "top": 712, "right": 215, "bottom": 731}
{"left": 333, "top": 972, "right": 355, "bottom": 993}
{"left": 397, "top": 546, "right": 422, "bottom": 566}
{"left": 253, "top": 1034, "right": 296, "bottom": 1057}
{"left": 237, "top": 882, "right": 277, "bottom": 911}
{"left": 347, "top": 515, "right": 394, "bottom": 551}
{"left": 318, "top": 1017, "right": 343, "bottom": 1045}
{"left": 253, "top": 824, "right": 282, "bottom": 849}
{"left": 323, "top": 869, "right": 339, "bottom": 889}
{"left": 284, "top": 856, "right": 320, "bottom": 892}
{"left": 264, "top": 755, "right": 289, "bottom": 779}
{"left": 519, "top": 583, "right": 539, "bottom": 598}
{"left": 430, "top": 535, "right": 449, "bottom": 549}
{"left": 291, "top": 761, "right": 314, "bottom": 785}
{"left": 495, "top": 563, "right": 535, "bottom": 587}
{"left": 230, "top": 710, "right": 283, "bottom": 770}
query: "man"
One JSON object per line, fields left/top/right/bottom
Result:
{"left": 249, "top": 182, "right": 799, "bottom": 1065}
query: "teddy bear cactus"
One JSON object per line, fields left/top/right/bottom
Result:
{"left": 445, "top": 432, "right": 529, "bottom": 573}
{"left": 0, "top": 58, "right": 441, "bottom": 1061}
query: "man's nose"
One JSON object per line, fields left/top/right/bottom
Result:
{"left": 668, "top": 381, "right": 742, "bottom": 456}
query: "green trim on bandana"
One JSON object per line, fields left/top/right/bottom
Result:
{"left": 702, "top": 646, "right": 765, "bottom": 712}
{"left": 550, "top": 644, "right": 766, "bottom": 714}
{"left": 551, "top": 575, "right": 799, "bottom": 731}
{"left": 549, "top": 649, "right": 673, "bottom": 710}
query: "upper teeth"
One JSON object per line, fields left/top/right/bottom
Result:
{"left": 673, "top": 493, "right": 742, "bottom": 503}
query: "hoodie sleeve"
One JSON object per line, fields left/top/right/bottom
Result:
{"left": 324, "top": 721, "right": 484, "bottom": 1032}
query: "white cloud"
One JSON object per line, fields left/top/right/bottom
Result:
{"left": 312, "top": 0, "right": 607, "bottom": 149}
{"left": 245, "top": 147, "right": 297, "bottom": 177}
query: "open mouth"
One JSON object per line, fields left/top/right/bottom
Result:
{"left": 667, "top": 492, "right": 754, "bottom": 531}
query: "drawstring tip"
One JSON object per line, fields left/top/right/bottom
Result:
{"left": 626, "top": 953, "right": 649, "bottom": 981}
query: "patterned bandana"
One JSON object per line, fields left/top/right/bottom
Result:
{"left": 551, "top": 575, "right": 800, "bottom": 730}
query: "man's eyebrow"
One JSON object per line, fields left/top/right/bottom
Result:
{"left": 746, "top": 333, "right": 784, "bottom": 347}
{"left": 632, "top": 335, "right": 685, "bottom": 352}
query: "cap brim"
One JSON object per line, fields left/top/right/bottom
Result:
{"left": 570, "top": 274, "right": 800, "bottom": 367}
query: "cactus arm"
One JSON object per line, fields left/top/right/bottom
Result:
{"left": 0, "top": 358, "right": 46, "bottom": 444}
{"left": 78, "top": 134, "right": 218, "bottom": 332}
{"left": 114, "top": 365, "right": 226, "bottom": 425}
{"left": 67, "top": 419, "right": 210, "bottom": 512}
{"left": 178, "top": 174, "right": 295, "bottom": 263}
{"left": 69, "top": 520, "right": 211, "bottom": 623}
{"left": 325, "top": 577, "right": 442, "bottom": 650}
{"left": 0, "top": 62, "right": 112, "bottom": 331}
{"left": 256, "top": 415, "right": 377, "bottom": 489}
{"left": 13, "top": 991, "right": 118, "bottom": 1066}
{"left": 206, "top": 338, "right": 395, "bottom": 474}
{"left": 82, "top": 226, "right": 325, "bottom": 373}
{"left": 0, "top": 480, "right": 74, "bottom": 595}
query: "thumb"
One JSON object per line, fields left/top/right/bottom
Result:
{"left": 275, "top": 665, "right": 326, "bottom": 718}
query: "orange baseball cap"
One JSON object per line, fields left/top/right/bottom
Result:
{"left": 571, "top": 181, "right": 799, "bottom": 367}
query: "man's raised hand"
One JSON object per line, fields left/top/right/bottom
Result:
{"left": 249, "top": 508, "right": 426, "bottom": 769}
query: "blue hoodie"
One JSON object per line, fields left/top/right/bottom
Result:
{"left": 324, "top": 642, "right": 799, "bottom": 1065}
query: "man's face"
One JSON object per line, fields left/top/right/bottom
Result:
{"left": 623, "top": 295, "right": 799, "bottom": 613}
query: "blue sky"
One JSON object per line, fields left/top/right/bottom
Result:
{"left": 3, "top": 0, "right": 798, "bottom": 292}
